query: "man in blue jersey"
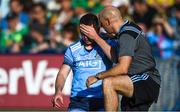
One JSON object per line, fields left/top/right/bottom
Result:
{"left": 52, "top": 13, "right": 117, "bottom": 111}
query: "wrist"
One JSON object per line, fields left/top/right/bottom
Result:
{"left": 55, "top": 88, "right": 62, "bottom": 94}
{"left": 94, "top": 35, "right": 101, "bottom": 41}
{"left": 95, "top": 73, "right": 101, "bottom": 80}
{"left": 163, "top": 21, "right": 168, "bottom": 25}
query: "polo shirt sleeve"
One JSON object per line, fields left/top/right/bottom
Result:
{"left": 118, "top": 34, "right": 136, "bottom": 57}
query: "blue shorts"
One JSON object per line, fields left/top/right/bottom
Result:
{"left": 68, "top": 97, "right": 104, "bottom": 111}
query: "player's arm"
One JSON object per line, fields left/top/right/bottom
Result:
{"left": 86, "top": 56, "right": 132, "bottom": 87}
{"left": 53, "top": 46, "right": 74, "bottom": 108}
{"left": 94, "top": 35, "right": 118, "bottom": 62}
{"left": 53, "top": 64, "right": 71, "bottom": 108}
{"left": 97, "top": 34, "right": 135, "bottom": 79}
{"left": 96, "top": 56, "right": 132, "bottom": 79}
{"left": 55, "top": 64, "right": 71, "bottom": 95}
{"left": 86, "top": 34, "right": 135, "bottom": 87}
{"left": 80, "top": 24, "right": 117, "bottom": 62}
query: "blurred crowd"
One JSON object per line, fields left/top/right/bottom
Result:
{"left": 0, "top": 0, "right": 180, "bottom": 59}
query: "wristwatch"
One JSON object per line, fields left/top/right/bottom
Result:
{"left": 95, "top": 73, "right": 101, "bottom": 80}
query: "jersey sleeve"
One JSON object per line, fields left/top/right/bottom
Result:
{"left": 118, "top": 34, "right": 136, "bottom": 57}
{"left": 63, "top": 47, "right": 74, "bottom": 67}
{"left": 107, "top": 39, "right": 119, "bottom": 48}
{"left": 100, "top": 33, "right": 119, "bottom": 48}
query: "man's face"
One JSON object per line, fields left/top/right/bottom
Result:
{"left": 33, "top": 6, "right": 45, "bottom": 20}
{"left": 8, "top": 18, "right": 18, "bottom": 30}
{"left": 99, "top": 15, "right": 115, "bottom": 37}
{"left": 61, "top": 0, "right": 71, "bottom": 10}
{"left": 10, "top": 1, "right": 22, "bottom": 14}
{"left": 133, "top": 2, "right": 145, "bottom": 14}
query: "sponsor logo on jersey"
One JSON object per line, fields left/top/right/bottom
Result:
{"left": 76, "top": 60, "right": 102, "bottom": 69}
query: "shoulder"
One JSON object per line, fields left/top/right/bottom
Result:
{"left": 99, "top": 33, "right": 111, "bottom": 40}
{"left": 69, "top": 40, "right": 82, "bottom": 53}
{"left": 99, "top": 33, "right": 119, "bottom": 46}
{"left": 119, "top": 21, "right": 142, "bottom": 39}
{"left": 64, "top": 41, "right": 82, "bottom": 59}
{"left": 119, "top": 33, "right": 135, "bottom": 41}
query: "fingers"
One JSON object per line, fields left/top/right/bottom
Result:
{"left": 52, "top": 97, "right": 55, "bottom": 107}
{"left": 55, "top": 99, "right": 62, "bottom": 108}
{"left": 80, "top": 24, "right": 88, "bottom": 31}
{"left": 80, "top": 24, "right": 91, "bottom": 29}
{"left": 80, "top": 25, "right": 89, "bottom": 36}
{"left": 55, "top": 102, "right": 61, "bottom": 109}
{"left": 52, "top": 96, "right": 64, "bottom": 109}
{"left": 80, "top": 24, "right": 93, "bottom": 33}
{"left": 80, "top": 24, "right": 99, "bottom": 40}
{"left": 86, "top": 77, "right": 91, "bottom": 88}
{"left": 80, "top": 28, "right": 88, "bottom": 36}
{"left": 86, "top": 77, "right": 94, "bottom": 88}
{"left": 59, "top": 96, "right": 64, "bottom": 104}
{"left": 86, "top": 80, "right": 90, "bottom": 88}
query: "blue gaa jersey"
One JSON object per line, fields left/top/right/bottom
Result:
{"left": 63, "top": 36, "right": 118, "bottom": 98}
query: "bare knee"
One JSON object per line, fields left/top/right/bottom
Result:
{"left": 103, "top": 76, "right": 133, "bottom": 97}
{"left": 103, "top": 77, "right": 113, "bottom": 90}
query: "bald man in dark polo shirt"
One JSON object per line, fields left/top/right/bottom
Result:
{"left": 80, "top": 6, "right": 161, "bottom": 111}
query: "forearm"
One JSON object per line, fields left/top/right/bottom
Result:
{"left": 96, "top": 56, "right": 132, "bottom": 79}
{"left": 97, "top": 63, "right": 127, "bottom": 79}
{"left": 55, "top": 64, "right": 71, "bottom": 94}
{"left": 163, "top": 22, "right": 174, "bottom": 37}
{"left": 55, "top": 73, "right": 66, "bottom": 94}
{"left": 95, "top": 35, "right": 117, "bottom": 62}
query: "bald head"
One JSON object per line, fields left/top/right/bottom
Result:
{"left": 99, "top": 6, "right": 122, "bottom": 21}
{"left": 99, "top": 6, "right": 123, "bottom": 35}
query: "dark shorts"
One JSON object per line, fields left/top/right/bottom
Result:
{"left": 68, "top": 97, "right": 104, "bottom": 111}
{"left": 121, "top": 72, "right": 160, "bottom": 111}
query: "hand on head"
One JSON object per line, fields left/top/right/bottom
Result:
{"left": 80, "top": 24, "right": 99, "bottom": 41}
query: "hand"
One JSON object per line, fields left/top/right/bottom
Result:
{"left": 155, "top": 17, "right": 166, "bottom": 25}
{"left": 52, "top": 91, "right": 64, "bottom": 108}
{"left": 86, "top": 76, "right": 98, "bottom": 88}
{"left": 80, "top": 24, "right": 100, "bottom": 40}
